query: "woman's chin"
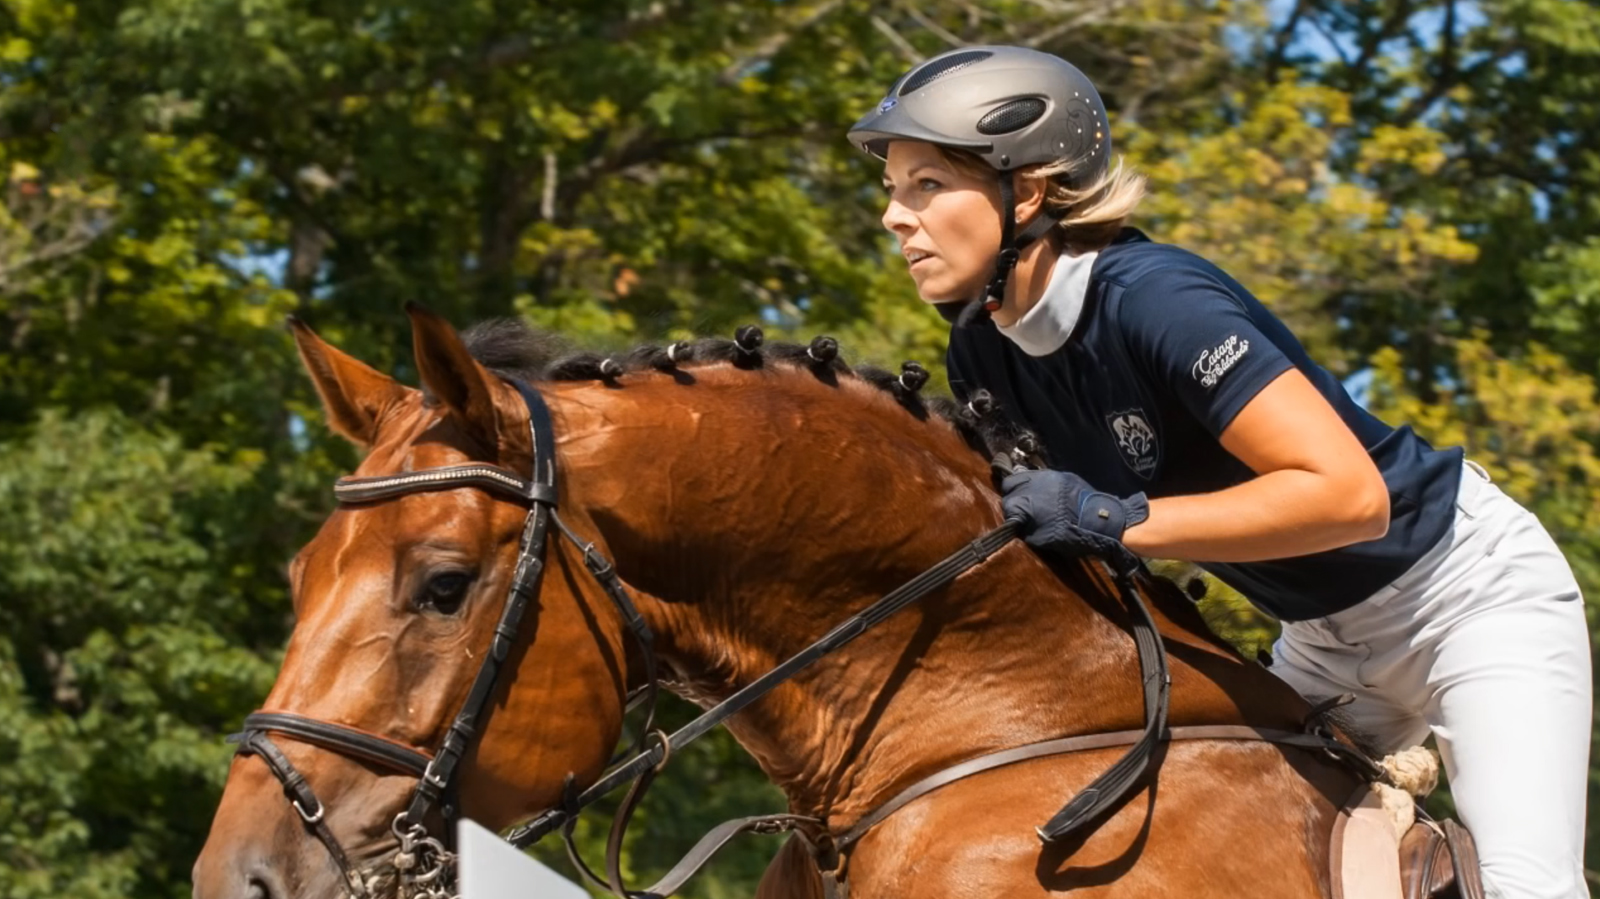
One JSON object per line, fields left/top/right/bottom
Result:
{"left": 916, "top": 285, "right": 969, "bottom": 306}
{"left": 910, "top": 276, "right": 957, "bottom": 305}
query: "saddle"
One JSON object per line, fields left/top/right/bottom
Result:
{"left": 1332, "top": 782, "right": 1484, "bottom": 899}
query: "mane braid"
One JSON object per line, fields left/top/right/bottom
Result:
{"left": 457, "top": 318, "right": 1040, "bottom": 464}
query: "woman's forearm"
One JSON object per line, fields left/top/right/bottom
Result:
{"left": 1120, "top": 468, "right": 1389, "bottom": 563}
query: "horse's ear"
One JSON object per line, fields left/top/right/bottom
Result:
{"left": 407, "top": 302, "right": 502, "bottom": 453}
{"left": 289, "top": 317, "right": 409, "bottom": 448}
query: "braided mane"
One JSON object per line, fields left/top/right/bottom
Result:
{"left": 457, "top": 319, "right": 1040, "bottom": 466}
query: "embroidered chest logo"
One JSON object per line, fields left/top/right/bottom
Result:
{"left": 1192, "top": 334, "right": 1250, "bottom": 388}
{"left": 1105, "top": 409, "right": 1159, "bottom": 479}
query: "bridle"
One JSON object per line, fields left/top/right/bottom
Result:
{"left": 230, "top": 381, "right": 663, "bottom": 898}
{"left": 229, "top": 378, "right": 1372, "bottom": 899}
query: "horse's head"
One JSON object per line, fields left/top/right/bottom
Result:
{"left": 194, "top": 307, "right": 632, "bottom": 899}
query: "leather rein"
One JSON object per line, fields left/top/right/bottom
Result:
{"left": 229, "top": 380, "right": 1376, "bottom": 899}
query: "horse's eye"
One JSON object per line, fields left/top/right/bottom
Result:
{"left": 418, "top": 571, "right": 474, "bottom": 615}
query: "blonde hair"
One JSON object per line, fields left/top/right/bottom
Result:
{"left": 936, "top": 147, "right": 1147, "bottom": 254}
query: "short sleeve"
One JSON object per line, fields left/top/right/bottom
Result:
{"left": 1116, "top": 267, "right": 1295, "bottom": 436}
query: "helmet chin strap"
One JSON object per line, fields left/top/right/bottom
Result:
{"left": 940, "top": 171, "right": 1059, "bottom": 328}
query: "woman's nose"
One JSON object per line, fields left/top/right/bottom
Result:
{"left": 881, "top": 197, "right": 916, "bottom": 236}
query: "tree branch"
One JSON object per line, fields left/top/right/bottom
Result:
{"left": 1350, "top": 0, "right": 1413, "bottom": 84}
{"left": 719, "top": 0, "right": 850, "bottom": 85}
{"left": 1266, "top": 0, "right": 1313, "bottom": 82}
{"left": 1303, "top": 4, "right": 1353, "bottom": 69}
{"left": 871, "top": 14, "right": 925, "bottom": 65}
{"left": 902, "top": 4, "right": 966, "bottom": 48}
{"left": 0, "top": 177, "right": 114, "bottom": 298}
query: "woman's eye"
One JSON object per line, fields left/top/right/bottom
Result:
{"left": 918, "top": 178, "right": 942, "bottom": 191}
{"left": 418, "top": 571, "right": 474, "bottom": 615}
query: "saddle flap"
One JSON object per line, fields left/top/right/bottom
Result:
{"left": 1331, "top": 784, "right": 1403, "bottom": 899}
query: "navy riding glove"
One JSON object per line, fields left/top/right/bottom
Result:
{"left": 1000, "top": 470, "right": 1149, "bottom": 573}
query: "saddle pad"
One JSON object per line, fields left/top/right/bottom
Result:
{"left": 1329, "top": 784, "right": 1404, "bottom": 899}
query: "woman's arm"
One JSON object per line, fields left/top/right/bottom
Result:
{"left": 1120, "top": 367, "right": 1390, "bottom": 562}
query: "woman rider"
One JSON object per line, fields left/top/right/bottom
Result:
{"left": 848, "top": 45, "right": 1590, "bottom": 898}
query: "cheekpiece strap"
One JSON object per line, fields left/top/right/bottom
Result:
{"left": 511, "top": 380, "right": 559, "bottom": 502}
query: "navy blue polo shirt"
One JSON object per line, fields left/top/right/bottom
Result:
{"left": 947, "top": 229, "right": 1463, "bottom": 621}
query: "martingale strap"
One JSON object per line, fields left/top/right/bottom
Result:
{"left": 511, "top": 555, "right": 1183, "bottom": 899}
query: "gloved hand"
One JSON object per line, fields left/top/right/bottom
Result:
{"left": 1001, "top": 470, "right": 1149, "bottom": 574}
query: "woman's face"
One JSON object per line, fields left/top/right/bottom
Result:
{"left": 881, "top": 141, "right": 1002, "bottom": 304}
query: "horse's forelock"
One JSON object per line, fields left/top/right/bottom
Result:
{"left": 460, "top": 319, "right": 570, "bottom": 383}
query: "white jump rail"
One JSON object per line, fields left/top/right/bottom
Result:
{"left": 459, "top": 819, "right": 588, "bottom": 899}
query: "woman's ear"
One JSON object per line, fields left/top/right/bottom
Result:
{"left": 1013, "top": 168, "right": 1051, "bottom": 225}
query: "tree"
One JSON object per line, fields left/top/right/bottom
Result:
{"left": 3, "top": 0, "right": 1599, "bottom": 894}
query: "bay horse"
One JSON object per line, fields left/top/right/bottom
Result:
{"left": 193, "top": 305, "right": 1365, "bottom": 899}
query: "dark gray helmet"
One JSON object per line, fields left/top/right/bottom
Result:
{"left": 849, "top": 46, "right": 1113, "bottom": 321}
{"left": 848, "top": 45, "right": 1111, "bottom": 183}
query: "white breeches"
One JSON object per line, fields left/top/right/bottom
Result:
{"left": 1271, "top": 461, "right": 1592, "bottom": 899}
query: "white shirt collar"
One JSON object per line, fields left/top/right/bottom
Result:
{"left": 996, "top": 249, "right": 1098, "bottom": 357}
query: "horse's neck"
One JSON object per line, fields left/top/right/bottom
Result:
{"left": 547, "top": 375, "right": 1285, "bottom": 820}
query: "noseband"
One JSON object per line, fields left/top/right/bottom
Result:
{"left": 230, "top": 382, "right": 663, "bottom": 898}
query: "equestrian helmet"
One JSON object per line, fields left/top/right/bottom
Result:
{"left": 848, "top": 45, "right": 1111, "bottom": 185}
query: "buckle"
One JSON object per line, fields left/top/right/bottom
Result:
{"left": 293, "top": 797, "right": 325, "bottom": 824}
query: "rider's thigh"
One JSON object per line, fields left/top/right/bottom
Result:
{"left": 1270, "top": 622, "right": 1429, "bottom": 753}
{"left": 1420, "top": 500, "right": 1591, "bottom": 899}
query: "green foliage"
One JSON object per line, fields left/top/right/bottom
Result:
{"left": 0, "top": 411, "right": 278, "bottom": 898}
{"left": 2, "top": 0, "right": 1599, "bottom": 894}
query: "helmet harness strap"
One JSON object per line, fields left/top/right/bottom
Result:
{"left": 984, "top": 171, "right": 1021, "bottom": 312}
{"left": 951, "top": 171, "right": 1060, "bottom": 327}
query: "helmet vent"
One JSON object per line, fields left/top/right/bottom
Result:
{"left": 976, "top": 98, "right": 1047, "bottom": 135}
{"left": 899, "top": 50, "right": 994, "bottom": 95}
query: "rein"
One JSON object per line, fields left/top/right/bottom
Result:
{"left": 229, "top": 379, "right": 1369, "bottom": 899}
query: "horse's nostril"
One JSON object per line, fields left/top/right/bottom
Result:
{"left": 246, "top": 875, "right": 272, "bottom": 899}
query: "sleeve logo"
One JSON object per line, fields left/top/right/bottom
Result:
{"left": 1192, "top": 335, "right": 1250, "bottom": 388}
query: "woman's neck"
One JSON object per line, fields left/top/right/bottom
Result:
{"left": 989, "top": 234, "right": 1063, "bottom": 328}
